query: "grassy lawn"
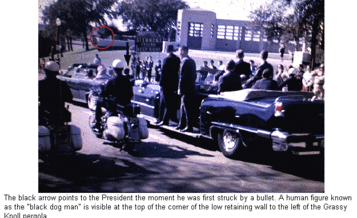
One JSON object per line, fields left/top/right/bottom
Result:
{"left": 42, "top": 40, "right": 293, "bottom": 73}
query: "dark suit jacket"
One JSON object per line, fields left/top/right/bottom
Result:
{"left": 39, "top": 78, "right": 73, "bottom": 111}
{"left": 218, "top": 71, "right": 242, "bottom": 93}
{"left": 278, "top": 76, "right": 303, "bottom": 91}
{"left": 178, "top": 56, "right": 196, "bottom": 95}
{"left": 160, "top": 53, "right": 181, "bottom": 91}
{"left": 233, "top": 59, "right": 251, "bottom": 78}
{"left": 252, "top": 78, "right": 279, "bottom": 90}
{"left": 102, "top": 75, "right": 133, "bottom": 106}
{"left": 255, "top": 61, "right": 274, "bottom": 79}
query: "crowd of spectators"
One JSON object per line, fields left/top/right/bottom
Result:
{"left": 126, "top": 49, "right": 325, "bottom": 100}
{"left": 272, "top": 63, "right": 324, "bottom": 99}
{"left": 43, "top": 49, "right": 324, "bottom": 102}
{"left": 130, "top": 55, "right": 156, "bottom": 82}
{"left": 194, "top": 50, "right": 325, "bottom": 100}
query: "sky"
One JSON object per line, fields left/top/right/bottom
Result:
{"left": 38, "top": 0, "right": 269, "bottom": 26}
{"left": 183, "top": 0, "right": 269, "bottom": 20}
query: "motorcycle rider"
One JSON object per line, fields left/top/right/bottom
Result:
{"left": 39, "top": 61, "right": 73, "bottom": 126}
{"left": 93, "top": 59, "right": 133, "bottom": 131}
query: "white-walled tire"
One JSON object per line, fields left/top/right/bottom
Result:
{"left": 217, "top": 129, "right": 243, "bottom": 158}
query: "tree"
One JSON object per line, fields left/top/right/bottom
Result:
{"left": 115, "top": 0, "right": 189, "bottom": 39}
{"left": 248, "top": 0, "right": 324, "bottom": 67}
{"left": 249, "top": 1, "right": 286, "bottom": 44}
{"left": 97, "top": 25, "right": 115, "bottom": 39}
{"left": 294, "top": 0, "right": 324, "bottom": 67}
{"left": 41, "top": 0, "right": 116, "bottom": 51}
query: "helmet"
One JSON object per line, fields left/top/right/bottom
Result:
{"left": 112, "top": 59, "right": 124, "bottom": 69}
{"left": 44, "top": 61, "right": 60, "bottom": 72}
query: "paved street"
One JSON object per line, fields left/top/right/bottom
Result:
{"left": 39, "top": 102, "right": 324, "bottom": 193}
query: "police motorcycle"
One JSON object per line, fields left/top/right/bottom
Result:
{"left": 39, "top": 106, "right": 82, "bottom": 158}
{"left": 88, "top": 59, "right": 148, "bottom": 152}
{"left": 88, "top": 98, "right": 148, "bottom": 152}
{"left": 38, "top": 62, "right": 82, "bottom": 159}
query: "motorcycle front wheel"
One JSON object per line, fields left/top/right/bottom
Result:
{"left": 89, "top": 113, "right": 103, "bottom": 138}
{"left": 88, "top": 113, "right": 96, "bottom": 129}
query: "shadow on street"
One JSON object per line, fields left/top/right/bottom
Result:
{"left": 128, "top": 141, "right": 215, "bottom": 159}
{"left": 225, "top": 147, "right": 324, "bottom": 182}
{"left": 38, "top": 153, "right": 158, "bottom": 192}
{"left": 157, "top": 127, "right": 324, "bottom": 182}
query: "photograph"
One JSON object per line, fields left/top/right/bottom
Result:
{"left": 3, "top": 0, "right": 356, "bottom": 217}
{"left": 37, "top": 0, "right": 325, "bottom": 193}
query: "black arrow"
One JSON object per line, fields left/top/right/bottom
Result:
{"left": 124, "top": 41, "right": 131, "bottom": 66}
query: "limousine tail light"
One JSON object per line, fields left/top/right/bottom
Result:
{"left": 274, "top": 102, "right": 285, "bottom": 117}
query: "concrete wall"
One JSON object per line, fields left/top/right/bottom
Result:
{"left": 177, "top": 9, "right": 298, "bottom": 54}
{"left": 177, "top": 9, "right": 216, "bottom": 50}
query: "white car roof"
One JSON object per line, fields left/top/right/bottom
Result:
{"left": 217, "top": 89, "right": 314, "bottom": 101}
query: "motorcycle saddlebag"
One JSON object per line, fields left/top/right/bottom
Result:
{"left": 69, "top": 125, "right": 82, "bottom": 151}
{"left": 104, "top": 116, "right": 125, "bottom": 140}
{"left": 39, "top": 126, "right": 51, "bottom": 152}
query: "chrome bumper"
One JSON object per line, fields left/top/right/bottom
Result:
{"left": 271, "top": 130, "right": 324, "bottom": 154}
{"left": 209, "top": 122, "right": 324, "bottom": 155}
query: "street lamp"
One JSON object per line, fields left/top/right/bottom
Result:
{"left": 56, "top": 18, "right": 62, "bottom": 58}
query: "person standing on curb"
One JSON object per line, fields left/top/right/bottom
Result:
{"left": 176, "top": 46, "right": 197, "bottom": 133}
{"left": 279, "top": 44, "right": 285, "bottom": 62}
{"left": 157, "top": 45, "right": 181, "bottom": 126}
{"left": 93, "top": 54, "right": 101, "bottom": 65}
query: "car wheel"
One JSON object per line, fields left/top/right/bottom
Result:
{"left": 87, "top": 94, "right": 96, "bottom": 110}
{"left": 217, "top": 129, "right": 242, "bottom": 158}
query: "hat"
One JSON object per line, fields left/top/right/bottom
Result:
{"left": 44, "top": 61, "right": 59, "bottom": 72}
{"left": 167, "top": 45, "right": 174, "bottom": 53}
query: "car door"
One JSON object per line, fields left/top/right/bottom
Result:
{"left": 79, "top": 75, "right": 95, "bottom": 103}
{"left": 70, "top": 72, "right": 85, "bottom": 101}
{"left": 132, "top": 81, "right": 160, "bottom": 118}
{"left": 57, "top": 69, "right": 79, "bottom": 99}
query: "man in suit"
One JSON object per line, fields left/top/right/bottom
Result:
{"left": 255, "top": 50, "right": 274, "bottom": 79}
{"left": 176, "top": 46, "right": 197, "bottom": 132}
{"left": 217, "top": 60, "right": 241, "bottom": 93}
{"left": 252, "top": 68, "right": 279, "bottom": 90}
{"left": 157, "top": 45, "right": 181, "bottom": 126}
{"left": 278, "top": 71, "right": 303, "bottom": 91}
{"left": 233, "top": 50, "right": 251, "bottom": 79}
{"left": 244, "top": 50, "right": 274, "bottom": 88}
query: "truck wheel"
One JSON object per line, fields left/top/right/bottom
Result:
{"left": 217, "top": 129, "right": 242, "bottom": 158}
